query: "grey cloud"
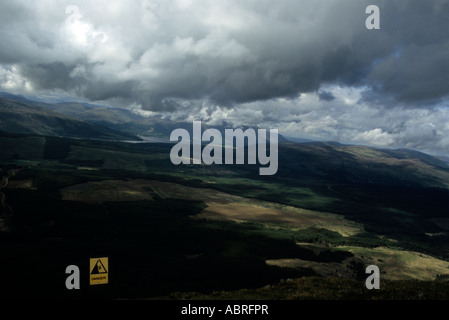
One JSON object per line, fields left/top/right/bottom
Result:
{"left": 18, "top": 62, "right": 83, "bottom": 91}
{"left": 368, "top": 43, "right": 449, "bottom": 105}
{"left": 0, "top": 0, "right": 449, "bottom": 110}
{"left": 318, "top": 90, "right": 335, "bottom": 102}
{"left": 0, "top": 0, "right": 407, "bottom": 108}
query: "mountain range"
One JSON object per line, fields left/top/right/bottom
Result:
{"left": 0, "top": 92, "right": 289, "bottom": 142}
{"left": 1, "top": 91, "right": 447, "bottom": 167}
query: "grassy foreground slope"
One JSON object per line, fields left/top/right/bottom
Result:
{"left": 167, "top": 276, "right": 449, "bottom": 300}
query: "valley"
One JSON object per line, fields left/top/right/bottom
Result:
{"left": 1, "top": 129, "right": 449, "bottom": 299}
{"left": 1, "top": 95, "right": 449, "bottom": 299}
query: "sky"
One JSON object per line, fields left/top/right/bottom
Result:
{"left": 1, "top": 0, "right": 449, "bottom": 155}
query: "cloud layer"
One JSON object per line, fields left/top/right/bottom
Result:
{"left": 1, "top": 0, "right": 449, "bottom": 154}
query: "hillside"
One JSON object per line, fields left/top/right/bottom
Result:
{"left": 1, "top": 131, "right": 449, "bottom": 299}
{"left": 0, "top": 98, "right": 139, "bottom": 141}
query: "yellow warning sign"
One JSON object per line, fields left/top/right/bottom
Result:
{"left": 90, "top": 257, "right": 108, "bottom": 285}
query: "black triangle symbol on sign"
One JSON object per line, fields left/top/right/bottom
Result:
{"left": 91, "top": 259, "right": 108, "bottom": 274}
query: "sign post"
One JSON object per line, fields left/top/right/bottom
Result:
{"left": 89, "top": 257, "right": 108, "bottom": 285}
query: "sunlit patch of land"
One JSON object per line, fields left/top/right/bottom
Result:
{"left": 340, "top": 246, "right": 449, "bottom": 280}
{"left": 76, "top": 166, "right": 100, "bottom": 171}
{"left": 59, "top": 178, "right": 362, "bottom": 236}
{"left": 4, "top": 179, "right": 36, "bottom": 190}
{"left": 142, "top": 180, "right": 362, "bottom": 237}
{"left": 265, "top": 243, "right": 449, "bottom": 281}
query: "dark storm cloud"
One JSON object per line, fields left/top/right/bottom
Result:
{"left": 18, "top": 62, "right": 83, "bottom": 91}
{"left": 318, "top": 90, "right": 335, "bottom": 102}
{"left": 1, "top": 0, "right": 449, "bottom": 109}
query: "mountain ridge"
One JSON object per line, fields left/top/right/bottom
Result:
{"left": 0, "top": 97, "right": 140, "bottom": 141}
{"left": 0, "top": 91, "right": 446, "bottom": 169}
